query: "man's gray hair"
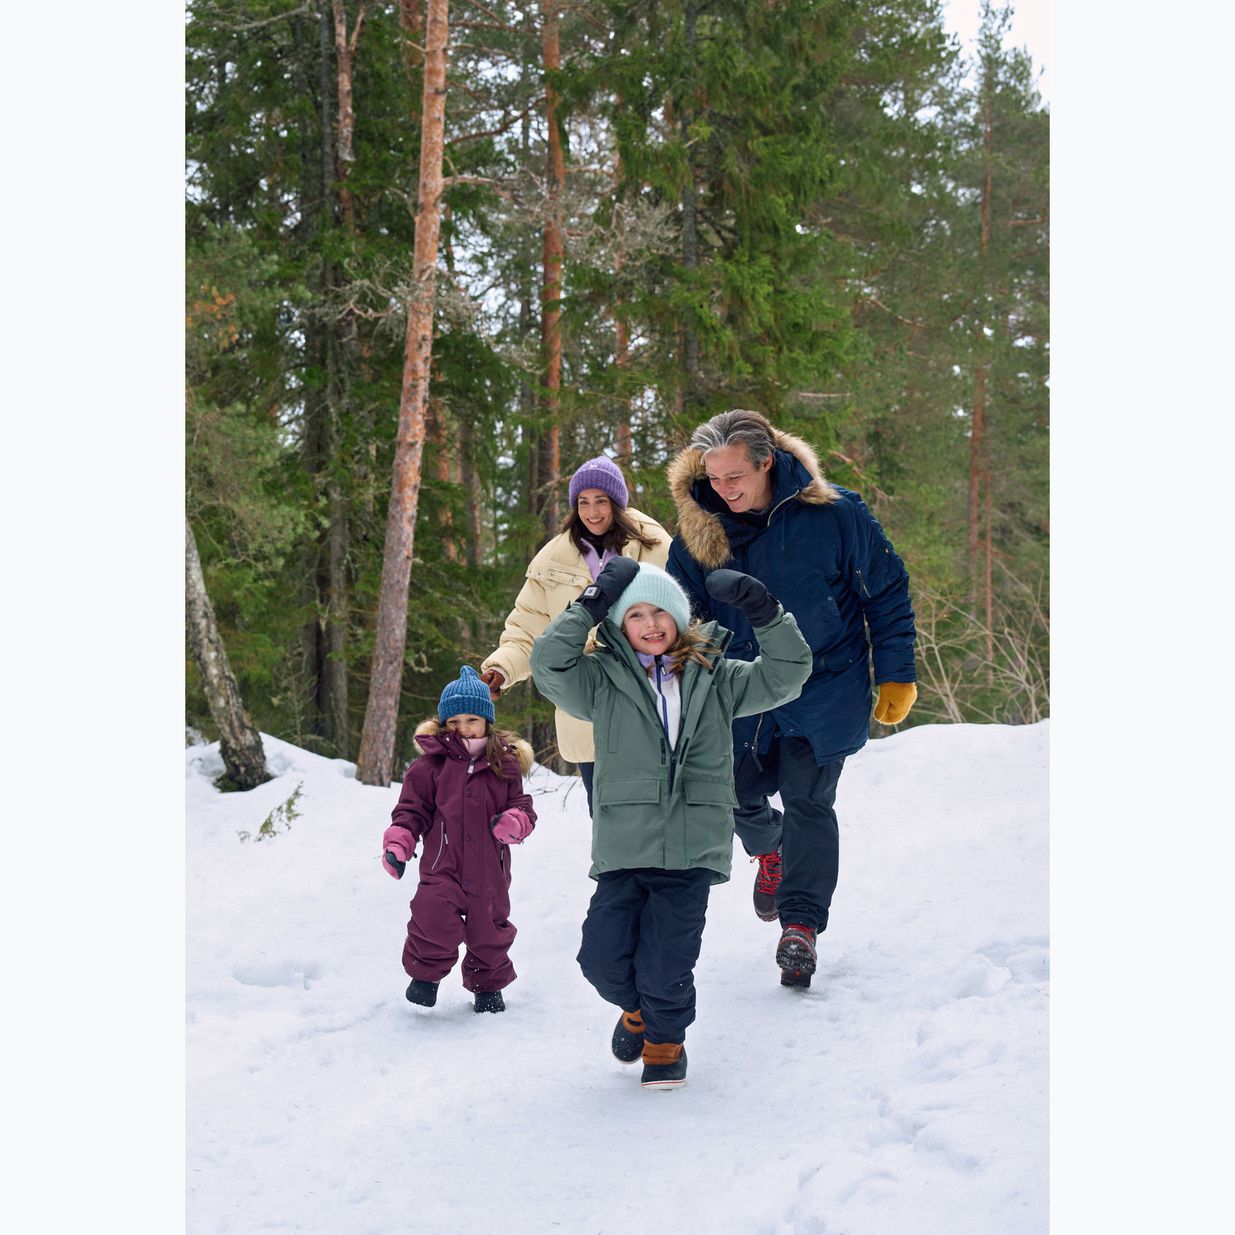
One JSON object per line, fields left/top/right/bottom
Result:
{"left": 689, "top": 409, "right": 777, "bottom": 467}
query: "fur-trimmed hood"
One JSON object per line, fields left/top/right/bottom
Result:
{"left": 413, "top": 717, "right": 535, "bottom": 776}
{"left": 666, "top": 427, "right": 838, "bottom": 570}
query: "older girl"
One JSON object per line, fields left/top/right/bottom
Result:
{"left": 531, "top": 561, "right": 811, "bottom": 1087}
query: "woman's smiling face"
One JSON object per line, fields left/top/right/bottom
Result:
{"left": 575, "top": 488, "right": 615, "bottom": 536}
{"left": 621, "top": 604, "right": 678, "bottom": 655}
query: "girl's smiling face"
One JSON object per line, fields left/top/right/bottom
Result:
{"left": 445, "top": 714, "right": 488, "bottom": 739}
{"left": 575, "top": 488, "right": 615, "bottom": 536}
{"left": 621, "top": 604, "right": 678, "bottom": 656}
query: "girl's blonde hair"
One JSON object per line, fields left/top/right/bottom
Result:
{"left": 661, "top": 621, "right": 726, "bottom": 673}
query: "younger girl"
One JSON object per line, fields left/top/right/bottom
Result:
{"left": 381, "top": 666, "right": 536, "bottom": 1013}
{"left": 531, "top": 561, "right": 811, "bottom": 1087}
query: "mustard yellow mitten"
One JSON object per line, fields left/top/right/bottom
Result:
{"left": 873, "top": 681, "right": 918, "bottom": 725}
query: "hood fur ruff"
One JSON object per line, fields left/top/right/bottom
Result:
{"left": 666, "top": 427, "right": 838, "bottom": 570}
{"left": 413, "top": 717, "right": 535, "bottom": 776}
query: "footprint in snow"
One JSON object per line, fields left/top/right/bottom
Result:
{"left": 232, "top": 959, "right": 324, "bottom": 990}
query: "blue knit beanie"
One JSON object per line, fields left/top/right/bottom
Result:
{"left": 568, "top": 455, "right": 629, "bottom": 509}
{"left": 437, "top": 665, "right": 495, "bottom": 725}
{"left": 612, "top": 564, "right": 692, "bottom": 635}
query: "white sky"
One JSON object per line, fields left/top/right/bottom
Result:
{"left": 944, "top": 0, "right": 1049, "bottom": 101}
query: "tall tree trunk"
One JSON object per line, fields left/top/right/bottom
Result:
{"left": 676, "top": 2, "right": 701, "bottom": 411}
{"left": 429, "top": 396, "right": 458, "bottom": 561}
{"left": 355, "top": 0, "right": 450, "bottom": 787}
{"left": 186, "top": 520, "right": 271, "bottom": 791}
{"left": 969, "top": 79, "right": 994, "bottom": 612}
{"left": 517, "top": 103, "right": 542, "bottom": 553}
{"left": 539, "top": 0, "right": 565, "bottom": 536}
{"left": 331, "top": 1, "right": 369, "bottom": 229}
{"left": 983, "top": 459, "right": 995, "bottom": 680}
{"left": 460, "top": 414, "right": 483, "bottom": 568}
{"left": 399, "top": 0, "right": 425, "bottom": 86}
{"left": 612, "top": 133, "right": 632, "bottom": 461}
{"left": 968, "top": 361, "right": 985, "bottom": 605}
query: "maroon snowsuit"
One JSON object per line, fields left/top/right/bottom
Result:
{"left": 389, "top": 727, "right": 536, "bottom": 992}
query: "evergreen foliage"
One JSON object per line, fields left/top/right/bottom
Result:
{"left": 185, "top": 0, "right": 1049, "bottom": 760}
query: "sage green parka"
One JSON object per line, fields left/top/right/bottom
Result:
{"left": 530, "top": 601, "right": 812, "bottom": 884}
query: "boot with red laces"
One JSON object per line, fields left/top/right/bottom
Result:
{"left": 752, "top": 850, "right": 782, "bottom": 922}
{"left": 776, "top": 923, "right": 817, "bottom": 980}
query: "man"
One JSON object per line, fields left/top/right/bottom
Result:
{"left": 666, "top": 410, "right": 917, "bottom": 989}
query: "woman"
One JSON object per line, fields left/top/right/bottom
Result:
{"left": 479, "top": 456, "right": 670, "bottom": 812}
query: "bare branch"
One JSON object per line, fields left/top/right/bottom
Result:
{"left": 197, "top": 3, "right": 314, "bottom": 33}
{"left": 349, "top": 1, "right": 371, "bottom": 55}
{"left": 863, "top": 295, "right": 923, "bottom": 329}
{"left": 455, "top": 0, "right": 508, "bottom": 21}
{"left": 448, "top": 107, "right": 531, "bottom": 148}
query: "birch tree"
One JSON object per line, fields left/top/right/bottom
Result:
{"left": 186, "top": 519, "right": 272, "bottom": 791}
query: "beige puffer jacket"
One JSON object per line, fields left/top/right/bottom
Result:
{"left": 481, "top": 507, "right": 670, "bottom": 762}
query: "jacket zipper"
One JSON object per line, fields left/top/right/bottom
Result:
{"left": 856, "top": 568, "right": 871, "bottom": 599}
{"left": 431, "top": 824, "right": 448, "bottom": 871}
{"left": 749, "top": 712, "right": 767, "bottom": 770}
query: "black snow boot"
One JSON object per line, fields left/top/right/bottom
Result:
{"left": 611, "top": 1009, "right": 645, "bottom": 1064}
{"left": 752, "top": 850, "right": 782, "bottom": 922}
{"left": 406, "top": 979, "right": 439, "bottom": 1007}
{"left": 473, "top": 990, "right": 506, "bottom": 1014}
{"left": 775, "top": 923, "right": 817, "bottom": 977}
{"left": 780, "top": 967, "right": 812, "bottom": 990}
{"left": 640, "top": 1042, "right": 688, "bottom": 1090}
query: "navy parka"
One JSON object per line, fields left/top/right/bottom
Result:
{"left": 666, "top": 443, "right": 916, "bottom": 766}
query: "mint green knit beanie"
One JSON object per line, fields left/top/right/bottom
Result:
{"left": 611, "top": 564, "right": 691, "bottom": 634}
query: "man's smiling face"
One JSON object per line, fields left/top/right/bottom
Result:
{"left": 703, "top": 444, "right": 774, "bottom": 514}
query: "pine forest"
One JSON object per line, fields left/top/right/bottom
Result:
{"left": 185, "top": 0, "right": 1049, "bottom": 787}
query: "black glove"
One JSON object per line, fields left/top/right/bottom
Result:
{"left": 704, "top": 569, "right": 781, "bottom": 627}
{"left": 577, "top": 556, "right": 639, "bottom": 622}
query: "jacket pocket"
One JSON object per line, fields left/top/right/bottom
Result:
{"left": 603, "top": 705, "right": 623, "bottom": 753}
{"left": 540, "top": 564, "right": 590, "bottom": 589}
{"left": 683, "top": 778, "right": 738, "bottom": 808}
{"left": 596, "top": 778, "right": 662, "bottom": 806}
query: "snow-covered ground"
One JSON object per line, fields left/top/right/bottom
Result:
{"left": 185, "top": 720, "right": 1047, "bottom": 1233}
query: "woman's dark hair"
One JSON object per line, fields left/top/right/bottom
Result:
{"left": 558, "top": 496, "right": 661, "bottom": 556}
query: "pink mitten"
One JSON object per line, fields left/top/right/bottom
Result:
{"left": 382, "top": 827, "right": 415, "bottom": 879}
{"left": 491, "top": 808, "right": 533, "bottom": 845}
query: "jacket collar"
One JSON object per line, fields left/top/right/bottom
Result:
{"left": 413, "top": 729, "right": 472, "bottom": 762}
{"left": 594, "top": 619, "right": 731, "bottom": 744}
{"left": 666, "top": 429, "right": 838, "bottom": 569}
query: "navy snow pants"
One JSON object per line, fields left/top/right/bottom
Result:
{"left": 732, "top": 736, "right": 845, "bottom": 933}
{"left": 577, "top": 867, "right": 712, "bottom": 1045}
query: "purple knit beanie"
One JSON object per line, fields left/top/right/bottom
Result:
{"left": 568, "top": 456, "right": 629, "bottom": 510}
